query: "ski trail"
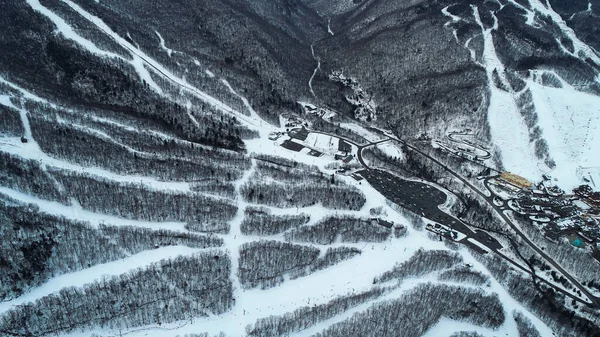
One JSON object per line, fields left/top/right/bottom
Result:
{"left": 0, "top": 137, "right": 196, "bottom": 193}
{"left": 441, "top": 5, "right": 461, "bottom": 43}
{"left": 327, "top": 18, "right": 334, "bottom": 35}
{"left": 0, "top": 246, "right": 200, "bottom": 316}
{"left": 24, "top": 0, "right": 165, "bottom": 94}
{"left": 0, "top": 77, "right": 60, "bottom": 108}
{"left": 507, "top": 0, "right": 600, "bottom": 69}
{"left": 472, "top": 5, "right": 542, "bottom": 181}
{"left": 62, "top": 0, "right": 263, "bottom": 131}
{"left": 0, "top": 186, "right": 188, "bottom": 231}
{"left": 24, "top": 0, "right": 121, "bottom": 59}
{"left": 223, "top": 158, "right": 256, "bottom": 337}
{"left": 5, "top": 94, "right": 71, "bottom": 198}
{"left": 309, "top": 43, "right": 321, "bottom": 97}
{"left": 93, "top": 115, "right": 218, "bottom": 152}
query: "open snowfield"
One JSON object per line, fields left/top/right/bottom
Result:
{"left": 465, "top": 2, "right": 600, "bottom": 192}
{"left": 527, "top": 77, "right": 600, "bottom": 191}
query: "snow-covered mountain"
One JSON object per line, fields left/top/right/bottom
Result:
{"left": 1, "top": 0, "right": 599, "bottom": 337}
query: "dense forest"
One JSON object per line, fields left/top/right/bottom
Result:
{"left": 241, "top": 206, "right": 310, "bottom": 236}
{"left": 284, "top": 216, "right": 391, "bottom": 245}
{"left": 313, "top": 284, "right": 505, "bottom": 337}
{"left": 0, "top": 253, "right": 233, "bottom": 336}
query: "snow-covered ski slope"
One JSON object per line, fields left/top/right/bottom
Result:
{"left": 443, "top": 0, "right": 600, "bottom": 192}
{"left": 0, "top": 0, "right": 593, "bottom": 336}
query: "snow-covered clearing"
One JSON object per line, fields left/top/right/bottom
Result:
{"left": 305, "top": 132, "right": 338, "bottom": 152}
{"left": 60, "top": 136, "right": 556, "bottom": 337}
{"left": 0, "top": 246, "right": 200, "bottom": 316}
{"left": 338, "top": 122, "right": 385, "bottom": 142}
{"left": 375, "top": 142, "right": 404, "bottom": 160}
{"left": 221, "top": 159, "right": 256, "bottom": 337}
{"left": 442, "top": 1, "right": 600, "bottom": 191}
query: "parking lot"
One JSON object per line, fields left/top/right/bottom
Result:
{"left": 358, "top": 168, "right": 502, "bottom": 252}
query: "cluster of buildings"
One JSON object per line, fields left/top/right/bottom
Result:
{"left": 490, "top": 172, "right": 600, "bottom": 252}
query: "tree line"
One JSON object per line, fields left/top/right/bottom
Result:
{"left": 0, "top": 197, "right": 223, "bottom": 302}
{"left": 0, "top": 103, "right": 23, "bottom": 137}
{"left": 246, "top": 287, "right": 387, "bottom": 337}
{"left": 313, "top": 283, "right": 505, "bottom": 337}
{"left": 241, "top": 206, "right": 310, "bottom": 236}
{"left": 374, "top": 249, "right": 463, "bottom": 284}
{"left": 0, "top": 252, "right": 233, "bottom": 336}
{"left": 438, "top": 265, "right": 490, "bottom": 286}
{"left": 51, "top": 168, "right": 237, "bottom": 224}
{"left": 0, "top": 152, "right": 69, "bottom": 204}
{"left": 284, "top": 216, "right": 390, "bottom": 245}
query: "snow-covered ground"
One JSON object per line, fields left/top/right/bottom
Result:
{"left": 374, "top": 142, "right": 404, "bottom": 159}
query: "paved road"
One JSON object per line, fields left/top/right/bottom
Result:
{"left": 300, "top": 127, "right": 598, "bottom": 307}
{"left": 447, "top": 131, "right": 492, "bottom": 160}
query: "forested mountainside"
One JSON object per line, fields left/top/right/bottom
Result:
{"left": 1, "top": 0, "right": 600, "bottom": 336}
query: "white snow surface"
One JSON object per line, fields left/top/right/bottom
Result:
{"left": 305, "top": 132, "right": 339, "bottom": 153}
{"left": 527, "top": 76, "right": 600, "bottom": 191}
{"left": 375, "top": 142, "right": 404, "bottom": 160}
{"left": 446, "top": 1, "right": 600, "bottom": 192}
